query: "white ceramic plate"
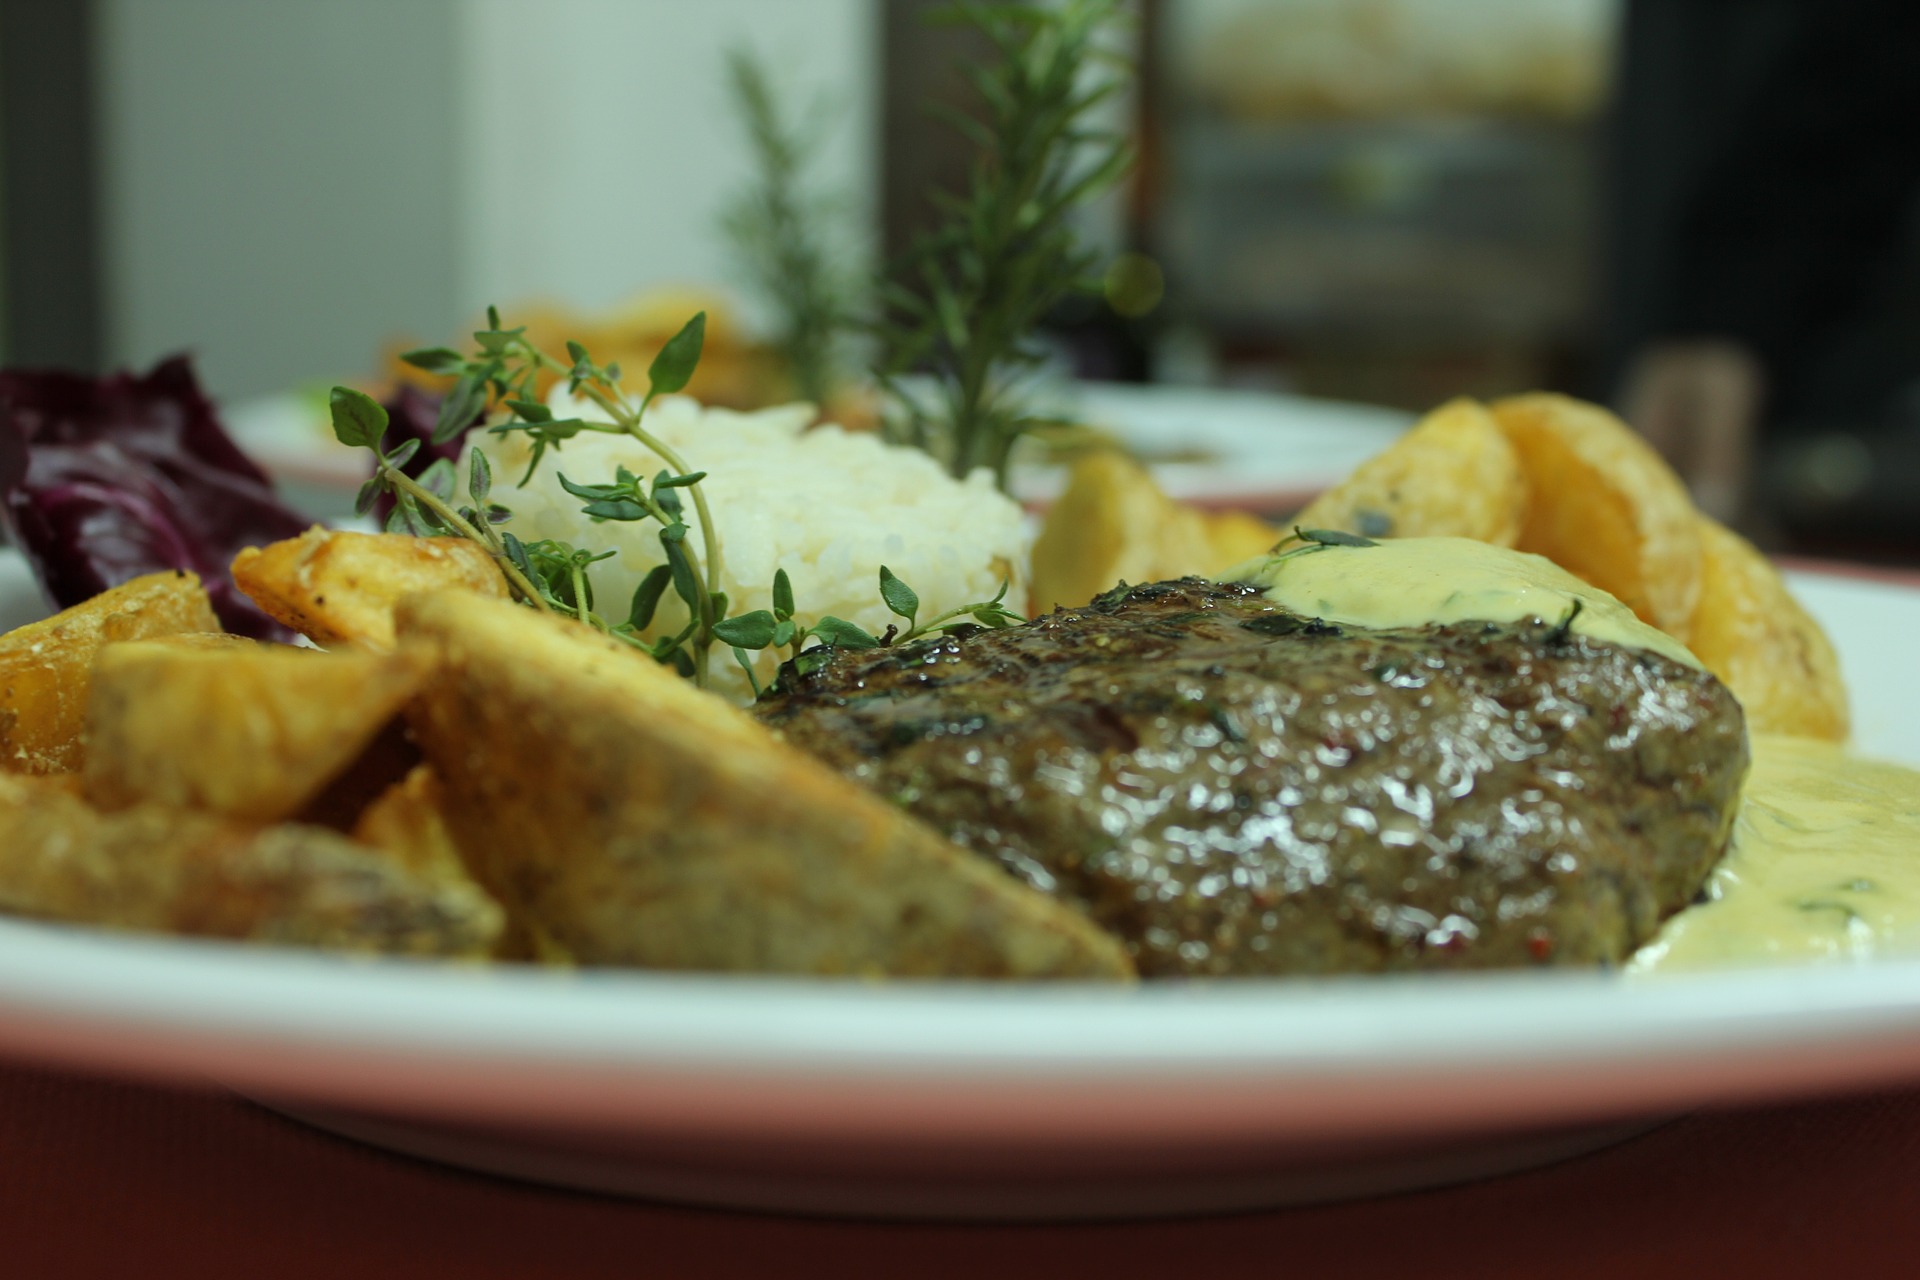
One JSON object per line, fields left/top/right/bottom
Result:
{"left": 0, "top": 563, "right": 1915, "bottom": 1219}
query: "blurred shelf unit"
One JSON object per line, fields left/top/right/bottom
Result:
{"left": 1160, "top": 114, "right": 1599, "bottom": 345}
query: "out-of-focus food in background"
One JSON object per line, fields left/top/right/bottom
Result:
{"left": 1154, "top": 0, "right": 1614, "bottom": 409}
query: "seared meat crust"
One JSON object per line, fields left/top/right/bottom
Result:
{"left": 755, "top": 579, "right": 1748, "bottom": 976}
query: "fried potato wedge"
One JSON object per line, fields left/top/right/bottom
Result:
{"left": 1201, "top": 507, "right": 1286, "bottom": 573}
{"left": 0, "top": 570, "right": 221, "bottom": 775}
{"left": 85, "top": 641, "right": 427, "bottom": 822}
{"left": 397, "top": 590, "right": 1134, "bottom": 979}
{"left": 1492, "top": 393, "right": 1703, "bottom": 640}
{"left": 1030, "top": 451, "right": 1280, "bottom": 613}
{"left": 232, "top": 527, "right": 508, "bottom": 651}
{"left": 352, "top": 766, "right": 472, "bottom": 885}
{"left": 353, "top": 764, "right": 534, "bottom": 959}
{"left": 1688, "top": 517, "right": 1849, "bottom": 741}
{"left": 1292, "top": 397, "right": 1526, "bottom": 547}
{"left": 0, "top": 773, "right": 501, "bottom": 956}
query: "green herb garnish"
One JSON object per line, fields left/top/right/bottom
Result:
{"left": 1261, "top": 526, "right": 1380, "bottom": 566}
{"left": 876, "top": 0, "right": 1134, "bottom": 488}
{"left": 342, "top": 310, "right": 737, "bottom": 684}
{"left": 335, "top": 313, "right": 1024, "bottom": 694}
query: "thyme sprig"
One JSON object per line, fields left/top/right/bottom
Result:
{"left": 334, "top": 307, "right": 1025, "bottom": 694}
{"left": 877, "top": 0, "right": 1134, "bottom": 488}
{"left": 385, "top": 311, "right": 734, "bottom": 683}
{"left": 332, "top": 387, "right": 551, "bottom": 611}
{"left": 711, "top": 565, "right": 1023, "bottom": 697}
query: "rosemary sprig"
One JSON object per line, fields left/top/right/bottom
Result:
{"left": 723, "top": 48, "right": 856, "bottom": 411}
{"left": 877, "top": 0, "right": 1134, "bottom": 487}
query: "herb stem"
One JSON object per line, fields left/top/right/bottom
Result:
{"left": 569, "top": 562, "right": 591, "bottom": 624}
{"left": 383, "top": 464, "right": 552, "bottom": 612}
{"left": 521, "top": 343, "right": 726, "bottom": 683}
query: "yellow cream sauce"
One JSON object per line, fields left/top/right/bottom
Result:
{"left": 1629, "top": 737, "right": 1920, "bottom": 972}
{"left": 1228, "top": 536, "right": 1701, "bottom": 669}
{"left": 1226, "top": 537, "right": 1920, "bottom": 972}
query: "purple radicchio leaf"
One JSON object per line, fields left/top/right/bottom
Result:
{"left": 0, "top": 355, "right": 310, "bottom": 639}
{"left": 373, "top": 383, "right": 485, "bottom": 523}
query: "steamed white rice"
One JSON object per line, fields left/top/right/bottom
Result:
{"left": 471, "top": 392, "right": 1028, "bottom": 702}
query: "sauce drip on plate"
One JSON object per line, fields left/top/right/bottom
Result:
{"left": 1630, "top": 736, "right": 1920, "bottom": 972}
{"left": 1227, "top": 539, "right": 1920, "bottom": 973}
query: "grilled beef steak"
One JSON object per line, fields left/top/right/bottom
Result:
{"left": 754, "top": 578, "right": 1748, "bottom": 976}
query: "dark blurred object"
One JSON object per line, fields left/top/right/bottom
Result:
{"left": 1765, "top": 410, "right": 1920, "bottom": 564}
{"left": 1148, "top": 0, "right": 1612, "bottom": 405}
{"left": 1617, "top": 339, "right": 1762, "bottom": 524}
{"left": 0, "top": 356, "right": 307, "bottom": 638}
{"left": 879, "top": 0, "right": 996, "bottom": 270}
{"left": 0, "top": 0, "right": 102, "bottom": 369}
{"left": 1606, "top": 0, "right": 1920, "bottom": 560}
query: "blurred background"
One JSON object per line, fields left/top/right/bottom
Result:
{"left": 2, "top": 0, "right": 1917, "bottom": 562}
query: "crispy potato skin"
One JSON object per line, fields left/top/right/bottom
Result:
{"left": 1293, "top": 397, "right": 1527, "bottom": 547}
{"left": 1492, "top": 393, "right": 1703, "bottom": 641}
{"left": 232, "top": 527, "right": 508, "bottom": 651}
{"left": 352, "top": 766, "right": 476, "bottom": 886}
{"left": 1030, "top": 451, "right": 1279, "bottom": 614}
{"left": 84, "top": 641, "right": 427, "bottom": 822}
{"left": 0, "top": 570, "right": 221, "bottom": 775}
{"left": 354, "top": 765, "right": 536, "bottom": 960}
{"left": 398, "top": 590, "right": 1134, "bottom": 979}
{"left": 0, "top": 773, "right": 501, "bottom": 956}
{"left": 1689, "top": 517, "right": 1849, "bottom": 741}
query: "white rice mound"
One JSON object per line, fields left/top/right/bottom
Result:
{"left": 471, "top": 393, "right": 1029, "bottom": 703}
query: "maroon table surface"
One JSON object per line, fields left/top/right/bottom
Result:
{"left": 4, "top": 1056, "right": 1919, "bottom": 1279}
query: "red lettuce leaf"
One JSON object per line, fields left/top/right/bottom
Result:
{"left": 0, "top": 355, "right": 309, "bottom": 639}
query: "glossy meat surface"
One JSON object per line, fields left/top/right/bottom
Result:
{"left": 755, "top": 579, "right": 1748, "bottom": 976}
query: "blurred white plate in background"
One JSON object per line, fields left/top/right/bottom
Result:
{"left": 224, "top": 383, "right": 1413, "bottom": 522}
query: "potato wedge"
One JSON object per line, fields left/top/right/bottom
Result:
{"left": 0, "top": 773, "right": 501, "bottom": 956}
{"left": 1030, "top": 451, "right": 1169, "bottom": 613}
{"left": 1030, "top": 451, "right": 1279, "bottom": 613}
{"left": 1688, "top": 517, "right": 1849, "bottom": 741}
{"left": 1492, "top": 393, "right": 1702, "bottom": 640}
{"left": 352, "top": 766, "right": 473, "bottom": 885}
{"left": 0, "top": 570, "right": 221, "bottom": 775}
{"left": 85, "top": 641, "right": 427, "bottom": 822}
{"left": 1203, "top": 506, "right": 1286, "bottom": 570}
{"left": 232, "top": 527, "right": 508, "bottom": 651}
{"left": 137, "top": 631, "right": 260, "bottom": 653}
{"left": 397, "top": 590, "right": 1133, "bottom": 979}
{"left": 353, "top": 764, "right": 538, "bottom": 960}
{"left": 1292, "top": 397, "right": 1527, "bottom": 547}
